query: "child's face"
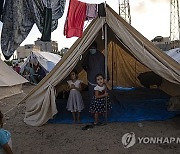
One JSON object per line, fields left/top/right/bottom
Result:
{"left": 70, "top": 72, "right": 76, "bottom": 80}
{"left": 96, "top": 75, "right": 104, "bottom": 86}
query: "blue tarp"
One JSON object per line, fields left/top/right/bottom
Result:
{"left": 49, "top": 88, "right": 180, "bottom": 124}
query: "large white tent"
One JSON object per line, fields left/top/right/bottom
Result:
{"left": 166, "top": 48, "right": 180, "bottom": 63}
{"left": 20, "top": 51, "right": 61, "bottom": 74}
{"left": 0, "top": 59, "right": 28, "bottom": 99}
{"left": 22, "top": 4, "right": 180, "bottom": 126}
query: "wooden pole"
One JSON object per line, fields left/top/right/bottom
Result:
{"left": 105, "top": 23, "right": 108, "bottom": 123}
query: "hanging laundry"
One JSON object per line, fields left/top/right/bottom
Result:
{"left": 86, "top": 4, "right": 98, "bottom": 20}
{"left": 42, "top": 0, "right": 66, "bottom": 32}
{"left": 98, "top": 3, "right": 106, "bottom": 17}
{"left": 43, "top": 0, "right": 65, "bottom": 20}
{"left": 64, "top": 0, "right": 86, "bottom": 38}
{"left": 1, "top": 0, "right": 34, "bottom": 60}
{"left": 31, "top": 0, "right": 65, "bottom": 34}
{"left": 0, "top": 0, "right": 4, "bottom": 19}
{"left": 1, "top": 0, "right": 66, "bottom": 60}
{"left": 41, "top": 7, "right": 52, "bottom": 42}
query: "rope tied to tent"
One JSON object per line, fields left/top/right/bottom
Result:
{"left": 101, "top": 18, "right": 105, "bottom": 40}
{"left": 88, "top": 81, "right": 97, "bottom": 86}
{"left": 43, "top": 82, "right": 54, "bottom": 90}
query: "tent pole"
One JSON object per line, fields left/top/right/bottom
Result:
{"left": 105, "top": 23, "right": 108, "bottom": 123}
{"left": 112, "top": 43, "right": 114, "bottom": 89}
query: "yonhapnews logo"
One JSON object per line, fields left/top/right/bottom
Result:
{"left": 122, "top": 132, "right": 136, "bottom": 148}
{"left": 122, "top": 132, "right": 180, "bottom": 148}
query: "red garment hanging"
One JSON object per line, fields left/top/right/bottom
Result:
{"left": 64, "top": 0, "right": 87, "bottom": 38}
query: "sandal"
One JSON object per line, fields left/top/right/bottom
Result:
{"left": 93, "top": 122, "right": 106, "bottom": 126}
{"left": 81, "top": 124, "right": 94, "bottom": 130}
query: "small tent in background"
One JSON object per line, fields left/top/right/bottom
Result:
{"left": 0, "top": 59, "right": 28, "bottom": 99}
{"left": 166, "top": 48, "right": 180, "bottom": 64}
{"left": 22, "top": 4, "right": 180, "bottom": 126}
{"left": 20, "top": 51, "right": 61, "bottom": 74}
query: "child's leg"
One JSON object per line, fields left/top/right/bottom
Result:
{"left": 72, "top": 112, "right": 76, "bottom": 123}
{"left": 94, "top": 112, "right": 99, "bottom": 124}
{"left": 77, "top": 112, "right": 81, "bottom": 123}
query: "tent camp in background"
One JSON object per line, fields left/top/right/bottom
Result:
{"left": 0, "top": 59, "right": 28, "bottom": 99}
{"left": 22, "top": 4, "right": 180, "bottom": 126}
{"left": 166, "top": 48, "right": 180, "bottom": 64}
{"left": 20, "top": 51, "right": 61, "bottom": 74}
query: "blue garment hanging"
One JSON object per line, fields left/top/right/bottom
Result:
{"left": 1, "top": 0, "right": 66, "bottom": 60}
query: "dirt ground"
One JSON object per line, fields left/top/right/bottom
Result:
{"left": 0, "top": 84, "right": 180, "bottom": 154}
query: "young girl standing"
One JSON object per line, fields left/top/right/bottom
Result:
{"left": 89, "top": 74, "right": 112, "bottom": 125}
{"left": 66, "top": 70, "right": 84, "bottom": 123}
{"left": 0, "top": 110, "right": 13, "bottom": 154}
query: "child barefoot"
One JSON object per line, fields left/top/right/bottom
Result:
{"left": 66, "top": 69, "right": 84, "bottom": 123}
{"left": 0, "top": 111, "right": 13, "bottom": 154}
{"left": 89, "top": 74, "right": 112, "bottom": 125}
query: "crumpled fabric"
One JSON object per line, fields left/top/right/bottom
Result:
{"left": 1, "top": 0, "right": 34, "bottom": 60}
{"left": 64, "top": 0, "right": 86, "bottom": 38}
{"left": 0, "top": 0, "right": 4, "bottom": 18}
{"left": 41, "top": 7, "right": 52, "bottom": 42}
{"left": 1, "top": 0, "right": 66, "bottom": 60}
{"left": 43, "top": 0, "right": 65, "bottom": 20}
{"left": 86, "top": 4, "right": 98, "bottom": 20}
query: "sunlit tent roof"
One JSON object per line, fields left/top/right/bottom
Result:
{"left": 0, "top": 59, "right": 28, "bottom": 99}
{"left": 20, "top": 51, "right": 61, "bottom": 73}
{"left": 22, "top": 4, "right": 180, "bottom": 126}
{"left": 166, "top": 48, "right": 180, "bottom": 63}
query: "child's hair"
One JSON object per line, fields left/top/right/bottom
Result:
{"left": 70, "top": 69, "right": 78, "bottom": 79}
{"left": 95, "top": 73, "right": 105, "bottom": 81}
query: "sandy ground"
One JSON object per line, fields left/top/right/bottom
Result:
{"left": 0, "top": 84, "right": 180, "bottom": 154}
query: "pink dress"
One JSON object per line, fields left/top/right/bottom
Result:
{"left": 66, "top": 80, "right": 84, "bottom": 112}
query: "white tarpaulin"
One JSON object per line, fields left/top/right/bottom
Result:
{"left": 20, "top": 51, "right": 61, "bottom": 73}
{"left": 166, "top": 48, "right": 180, "bottom": 63}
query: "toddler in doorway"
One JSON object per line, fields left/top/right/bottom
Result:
{"left": 89, "top": 73, "right": 112, "bottom": 125}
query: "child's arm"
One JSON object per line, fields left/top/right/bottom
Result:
{"left": 2, "top": 143, "right": 13, "bottom": 154}
{"left": 77, "top": 82, "right": 82, "bottom": 91}
{"left": 104, "top": 80, "right": 112, "bottom": 90}
{"left": 67, "top": 84, "right": 80, "bottom": 91}
{"left": 66, "top": 84, "right": 71, "bottom": 91}
{"left": 72, "top": 83, "right": 82, "bottom": 91}
{"left": 66, "top": 81, "right": 75, "bottom": 91}
{"left": 95, "top": 90, "right": 108, "bottom": 98}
